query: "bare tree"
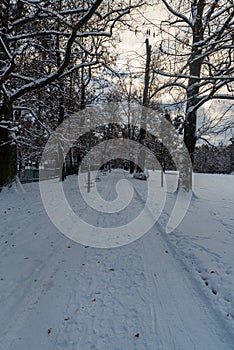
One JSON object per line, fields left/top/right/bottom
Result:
{"left": 150, "top": 0, "right": 234, "bottom": 163}
{"left": 0, "top": 0, "right": 143, "bottom": 189}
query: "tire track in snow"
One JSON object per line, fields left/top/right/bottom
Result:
{"left": 56, "top": 170, "right": 234, "bottom": 350}
{"left": 53, "top": 172, "right": 155, "bottom": 350}
{"left": 1, "top": 172, "right": 234, "bottom": 349}
{"left": 0, "top": 229, "right": 85, "bottom": 350}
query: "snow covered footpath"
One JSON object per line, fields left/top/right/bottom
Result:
{"left": 157, "top": 172, "right": 234, "bottom": 324}
{"left": 0, "top": 170, "right": 234, "bottom": 350}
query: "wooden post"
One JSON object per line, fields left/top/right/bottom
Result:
{"left": 161, "top": 168, "right": 164, "bottom": 187}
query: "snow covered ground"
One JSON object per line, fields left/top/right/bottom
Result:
{"left": 0, "top": 170, "right": 234, "bottom": 349}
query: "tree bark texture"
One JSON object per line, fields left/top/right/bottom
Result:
{"left": 0, "top": 101, "right": 17, "bottom": 190}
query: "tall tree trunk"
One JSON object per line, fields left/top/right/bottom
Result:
{"left": 137, "top": 38, "right": 151, "bottom": 172}
{"left": 0, "top": 1, "right": 17, "bottom": 189}
{"left": 56, "top": 3, "right": 66, "bottom": 182}
{"left": 181, "top": 1, "right": 205, "bottom": 191}
{"left": 184, "top": 108, "right": 197, "bottom": 164}
{"left": 184, "top": 0, "right": 205, "bottom": 164}
{"left": 0, "top": 100, "right": 17, "bottom": 190}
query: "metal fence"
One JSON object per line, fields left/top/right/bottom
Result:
{"left": 18, "top": 165, "right": 79, "bottom": 183}
{"left": 18, "top": 168, "right": 59, "bottom": 183}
